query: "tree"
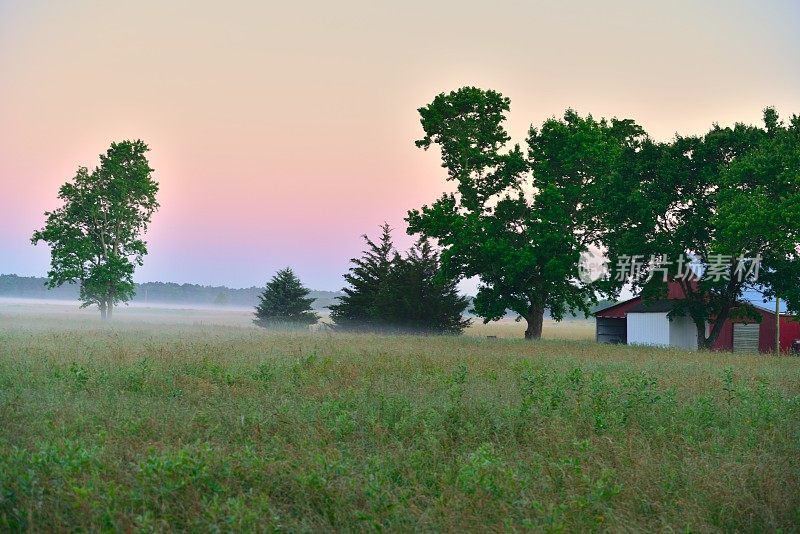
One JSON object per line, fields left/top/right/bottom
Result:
{"left": 328, "top": 223, "right": 396, "bottom": 330}
{"left": 407, "top": 87, "right": 638, "bottom": 339}
{"left": 378, "top": 237, "right": 471, "bottom": 334}
{"left": 329, "top": 225, "right": 471, "bottom": 334}
{"left": 253, "top": 268, "right": 319, "bottom": 328}
{"left": 603, "top": 109, "right": 800, "bottom": 349}
{"left": 31, "top": 140, "right": 159, "bottom": 319}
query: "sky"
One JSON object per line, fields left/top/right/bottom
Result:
{"left": 1, "top": 0, "right": 798, "bottom": 291}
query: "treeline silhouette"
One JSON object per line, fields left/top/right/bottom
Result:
{"left": 0, "top": 274, "right": 342, "bottom": 310}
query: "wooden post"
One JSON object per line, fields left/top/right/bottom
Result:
{"left": 776, "top": 296, "right": 781, "bottom": 354}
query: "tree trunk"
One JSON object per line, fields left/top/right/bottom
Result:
{"left": 524, "top": 303, "right": 545, "bottom": 340}
{"left": 106, "top": 298, "right": 113, "bottom": 320}
{"left": 697, "top": 326, "right": 711, "bottom": 351}
{"left": 696, "top": 303, "right": 732, "bottom": 351}
{"left": 99, "top": 301, "right": 107, "bottom": 320}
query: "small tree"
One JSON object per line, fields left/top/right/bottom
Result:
{"left": 253, "top": 268, "right": 319, "bottom": 328}
{"left": 31, "top": 140, "right": 159, "bottom": 319}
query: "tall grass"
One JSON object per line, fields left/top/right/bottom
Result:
{"left": 0, "top": 313, "right": 798, "bottom": 531}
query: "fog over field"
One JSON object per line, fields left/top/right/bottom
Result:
{"left": 0, "top": 298, "right": 595, "bottom": 339}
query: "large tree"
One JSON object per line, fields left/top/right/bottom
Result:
{"left": 407, "top": 87, "right": 637, "bottom": 339}
{"left": 31, "top": 140, "right": 159, "bottom": 319}
{"left": 253, "top": 268, "right": 319, "bottom": 328}
{"left": 603, "top": 109, "right": 800, "bottom": 349}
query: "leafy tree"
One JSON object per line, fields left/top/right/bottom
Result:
{"left": 330, "top": 225, "right": 470, "bottom": 334}
{"left": 604, "top": 108, "right": 800, "bottom": 349}
{"left": 253, "top": 268, "right": 319, "bottom": 328}
{"left": 407, "top": 87, "right": 637, "bottom": 339}
{"left": 31, "top": 140, "right": 159, "bottom": 319}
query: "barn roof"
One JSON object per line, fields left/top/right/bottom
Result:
{"left": 593, "top": 296, "right": 641, "bottom": 319}
{"left": 627, "top": 300, "right": 678, "bottom": 313}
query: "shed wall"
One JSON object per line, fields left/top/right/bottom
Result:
{"left": 669, "top": 315, "right": 698, "bottom": 350}
{"left": 627, "top": 312, "right": 670, "bottom": 347}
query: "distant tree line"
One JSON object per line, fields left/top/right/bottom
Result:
{"left": 0, "top": 274, "right": 341, "bottom": 310}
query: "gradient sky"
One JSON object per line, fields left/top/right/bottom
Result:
{"left": 1, "top": 0, "right": 798, "bottom": 290}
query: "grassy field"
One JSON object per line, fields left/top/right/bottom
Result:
{"left": 1, "top": 304, "right": 799, "bottom": 532}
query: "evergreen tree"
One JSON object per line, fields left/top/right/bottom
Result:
{"left": 380, "top": 238, "right": 471, "bottom": 334}
{"left": 253, "top": 268, "right": 319, "bottom": 328}
{"left": 328, "top": 223, "right": 397, "bottom": 330}
{"left": 329, "top": 225, "right": 470, "bottom": 334}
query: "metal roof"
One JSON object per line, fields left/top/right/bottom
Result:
{"left": 627, "top": 300, "right": 679, "bottom": 313}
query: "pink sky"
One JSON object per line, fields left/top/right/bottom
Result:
{"left": 1, "top": 0, "right": 798, "bottom": 289}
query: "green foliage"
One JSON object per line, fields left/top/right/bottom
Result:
{"left": 253, "top": 268, "right": 319, "bottom": 328}
{"left": 603, "top": 109, "right": 800, "bottom": 348}
{"left": 31, "top": 140, "right": 159, "bottom": 319}
{"left": 407, "top": 87, "right": 640, "bottom": 339}
{"left": 328, "top": 224, "right": 396, "bottom": 330}
{"left": 329, "top": 224, "right": 470, "bottom": 334}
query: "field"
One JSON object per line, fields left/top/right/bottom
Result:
{"left": 1, "top": 302, "right": 799, "bottom": 532}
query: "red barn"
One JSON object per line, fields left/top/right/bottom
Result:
{"left": 595, "top": 285, "right": 800, "bottom": 353}
{"left": 712, "top": 306, "right": 800, "bottom": 353}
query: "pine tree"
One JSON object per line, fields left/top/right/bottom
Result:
{"left": 253, "top": 268, "right": 319, "bottom": 328}
{"left": 328, "top": 223, "right": 396, "bottom": 330}
{"left": 384, "top": 238, "right": 471, "bottom": 334}
{"left": 330, "top": 226, "right": 471, "bottom": 334}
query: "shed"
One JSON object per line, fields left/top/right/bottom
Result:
{"left": 594, "top": 283, "right": 687, "bottom": 345}
{"left": 625, "top": 300, "right": 698, "bottom": 350}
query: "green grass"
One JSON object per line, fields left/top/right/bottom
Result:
{"left": 1, "top": 313, "right": 799, "bottom": 532}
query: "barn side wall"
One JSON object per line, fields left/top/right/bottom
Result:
{"left": 628, "top": 312, "right": 670, "bottom": 347}
{"left": 712, "top": 311, "right": 800, "bottom": 353}
{"left": 779, "top": 317, "right": 800, "bottom": 351}
{"left": 669, "top": 315, "right": 698, "bottom": 350}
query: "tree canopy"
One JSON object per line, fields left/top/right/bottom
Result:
{"left": 407, "top": 87, "right": 638, "bottom": 339}
{"left": 31, "top": 140, "right": 159, "bottom": 319}
{"left": 603, "top": 108, "right": 800, "bottom": 348}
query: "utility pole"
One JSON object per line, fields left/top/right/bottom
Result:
{"left": 776, "top": 295, "right": 781, "bottom": 354}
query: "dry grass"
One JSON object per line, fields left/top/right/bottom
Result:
{"left": 1, "top": 302, "right": 799, "bottom": 531}
{"left": 468, "top": 318, "right": 595, "bottom": 340}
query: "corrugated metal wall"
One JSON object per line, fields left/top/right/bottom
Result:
{"left": 668, "top": 315, "right": 698, "bottom": 350}
{"left": 733, "top": 323, "right": 760, "bottom": 353}
{"left": 627, "top": 312, "right": 670, "bottom": 347}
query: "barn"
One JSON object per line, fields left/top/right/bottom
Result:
{"left": 595, "top": 288, "right": 800, "bottom": 353}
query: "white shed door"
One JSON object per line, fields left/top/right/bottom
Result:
{"left": 733, "top": 324, "right": 759, "bottom": 353}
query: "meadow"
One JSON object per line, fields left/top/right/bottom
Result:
{"left": 1, "top": 302, "right": 799, "bottom": 532}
